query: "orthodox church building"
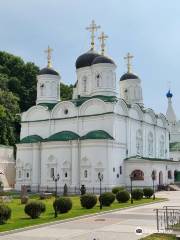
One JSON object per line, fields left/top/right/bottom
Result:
{"left": 15, "top": 21, "right": 180, "bottom": 192}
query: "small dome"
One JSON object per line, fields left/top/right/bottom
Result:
{"left": 166, "top": 90, "right": 173, "bottom": 98}
{"left": 75, "top": 50, "right": 100, "bottom": 69}
{"left": 120, "top": 73, "right": 138, "bottom": 81}
{"left": 92, "top": 55, "right": 115, "bottom": 65}
{"left": 38, "top": 67, "right": 59, "bottom": 76}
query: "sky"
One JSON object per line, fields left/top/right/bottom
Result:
{"left": 0, "top": 0, "right": 180, "bottom": 117}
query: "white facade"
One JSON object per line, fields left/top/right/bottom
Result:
{"left": 0, "top": 145, "right": 15, "bottom": 188}
{"left": 15, "top": 49, "right": 180, "bottom": 192}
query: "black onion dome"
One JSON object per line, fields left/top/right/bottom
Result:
{"left": 38, "top": 67, "right": 59, "bottom": 76}
{"left": 75, "top": 51, "right": 100, "bottom": 69}
{"left": 92, "top": 55, "right": 115, "bottom": 65}
{"left": 120, "top": 73, "right": 138, "bottom": 81}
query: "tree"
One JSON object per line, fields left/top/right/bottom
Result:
{"left": 0, "top": 90, "right": 20, "bottom": 145}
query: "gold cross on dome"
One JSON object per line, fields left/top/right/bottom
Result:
{"left": 124, "top": 52, "right": 134, "bottom": 73}
{"left": 98, "top": 32, "right": 108, "bottom": 55}
{"left": 86, "top": 20, "right": 101, "bottom": 50}
{"left": 44, "top": 46, "right": 53, "bottom": 68}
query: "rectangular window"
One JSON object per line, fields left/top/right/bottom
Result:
{"left": 50, "top": 168, "right": 54, "bottom": 178}
{"left": 120, "top": 166, "right": 122, "bottom": 175}
{"left": 113, "top": 168, "right": 115, "bottom": 172}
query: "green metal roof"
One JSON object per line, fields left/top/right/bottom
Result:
{"left": 81, "top": 130, "right": 114, "bottom": 140}
{"left": 20, "top": 135, "right": 43, "bottom": 143}
{"left": 45, "top": 131, "right": 80, "bottom": 141}
{"left": 124, "top": 155, "right": 176, "bottom": 162}
{"left": 71, "top": 95, "right": 118, "bottom": 107}
{"left": 170, "top": 142, "right": 180, "bottom": 152}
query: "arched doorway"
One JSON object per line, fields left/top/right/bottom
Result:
{"left": 159, "top": 171, "right": 163, "bottom": 185}
{"left": 174, "top": 170, "right": 180, "bottom": 182}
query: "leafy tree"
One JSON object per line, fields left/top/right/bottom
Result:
{"left": 0, "top": 51, "right": 73, "bottom": 145}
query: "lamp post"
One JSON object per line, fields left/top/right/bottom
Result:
{"left": 151, "top": 170, "right": 156, "bottom": 200}
{"left": 98, "top": 172, "right": 103, "bottom": 209}
{"left": 129, "top": 173, "right": 133, "bottom": 204}
{"left": 53, "top": 173, "right": 60, "bottom": 198}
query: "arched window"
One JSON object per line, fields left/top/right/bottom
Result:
{"left": 65, "top": 172, "right": 68, "bottom": 178}
{"left": 82, "top": 76, "right": 87, "bottom": 92}
{"left": 96, "top": 73, "right": 101, "bottom": 87}
{"left": 152, "top": 170, "right": 156, "bottom": 180}
{"left": 26, "top": 172, "right": 30, "bottom": 178}
{"left": 136, "top": 130, "right": 143, "bottom": 155}
{"left": 84, "top": 170, "right": 88, "bottom": 178}
{"left": 131, "top": 169, "right": 144, "bottom": 180}
{"left": 160, "top": 135, "right": 165, "bottom": 157}
{"left": 148, "top": 132, "right": 153, "bottom": 156}
{"left": 168, "top": 170, "right": 172, "bottom": 179}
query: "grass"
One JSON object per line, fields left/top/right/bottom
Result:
{"left": 140, "top": 233, "right": 176, "bottom": 240}
{"left": 0, "top": 195, "right": 162, "bottom": 233}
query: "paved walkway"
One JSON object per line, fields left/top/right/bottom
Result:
{"left": 0, "top": 191, "right": 179, "bottom": 240}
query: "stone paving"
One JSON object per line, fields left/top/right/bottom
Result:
{"left": 0, "top": 191, "right": 179, "bottom": 240}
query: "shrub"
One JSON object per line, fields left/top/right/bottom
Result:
{"left": 99, "top": 192, "right": 115, "bottom": 206}
{"left": 80, "top": 194, "right": 97, "bottom": 209}
{"left": 143, "top": 188, "right": 154, "bottom": 198}
{"left": 112, "top": 186, "right": 125, "bottom": 195}
{"left": 39, "top": 202, "right": 46, "bottom": 213}
{"left": 0, "top": 204, "right": 11, "bottom": 224}
{"left": 116, "top": 190, "right": 130, "bottom": 203}
{"left": 132, "top": 189, "right": 144, "bottom": 200}
{"left": 24, "top": 201, "right": 45, "bottom": 219}
{"left": 53, "top": 197, "right": 72, "bottom": 214}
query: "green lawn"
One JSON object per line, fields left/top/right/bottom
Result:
{"left": 0, "top": 195, "right": 162, "bottom": 233}
{"left": 140, "top": 233, "right": 176, "bottom": 240}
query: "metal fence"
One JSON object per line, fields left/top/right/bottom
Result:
{"left": 156, "top": 206, "right": 180, "bottom": 232}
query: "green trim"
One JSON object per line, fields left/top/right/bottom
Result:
{"left": 20, "top": 135, "right": 43, "bottom": 143}
{"left": 124, "top": 155, "right": 177, "bottom": 162}
{"left": 81, "top": 130, "right": 114, "bottom": 140}
{"left": 37, "top": 103, "right": 57, "bottom": 110}
{"left": 45, "top": 131, "right": 80, "bottom": 142}
{"left": 170, "top": 142, "right": 180, "bottom": 152}
{"left": 71, "top": 95, "right": 118, "bottom": 107}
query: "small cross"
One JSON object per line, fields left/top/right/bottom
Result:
{"left": 98, "top": 32, "right": 108, "bottom": 55}
{"left": 44, "top": 46, "right": 53, "bottom": 68}
{"left": 86, "top": 20, "right": 101, "bottom": 50}
{"left": 124, "top": 52, "right": 134, "bottom": 73}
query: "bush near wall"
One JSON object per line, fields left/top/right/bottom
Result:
{"left": 80, "top": 194, "right": 97, "bottom": 209}
{"left": 112, "top": 186, "right": 125, "bottom": 195}
{"left": 116, "top": 190, "right": 130, "bottom": 203}
{"left": 0, "top": 204, "right": 11, "bottom": 224}
{"left": 53, "top": 197, "right": 72, "bottom": 214}
{"left": 143, "top": 188, "right": 154, "bottom": 198}
{"left": 132, "top": 189, "right": 144, "bottom": 200}
{"left": 99, "top": 192, "right": 115, "bottom": 206}
{"left": 24, "top": 201, "right": 45, "bottom": 219}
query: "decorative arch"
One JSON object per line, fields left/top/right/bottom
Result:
{"left": 115, "top": 99, "right": 128, "bottom": 116}
{"left": 131, "top": 104, "right": 144, "bottom": 121}
{"left": 145, "top": 108, "right": 157, "bottom": 124}
{"left": 22, "top": 105, "right": 50, "bottom": 122}
{"left": 79, "top": 98, "right": 106, "bottom": 116}
{"left": 131, "top": 169, "right": 144, "bottom": 180}
{"left": 51, "top": 101, "right": 77, "bottom": 119}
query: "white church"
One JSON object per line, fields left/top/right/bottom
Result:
{"left": 15, "top": 21, "right": 180, "bottom": 192}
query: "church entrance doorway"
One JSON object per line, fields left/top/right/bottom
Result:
{"left": 159, "top": 171, "right": 163, "bottom": 185}
{"left": 174, "top": 170, "right": 180, "bottom": 182}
